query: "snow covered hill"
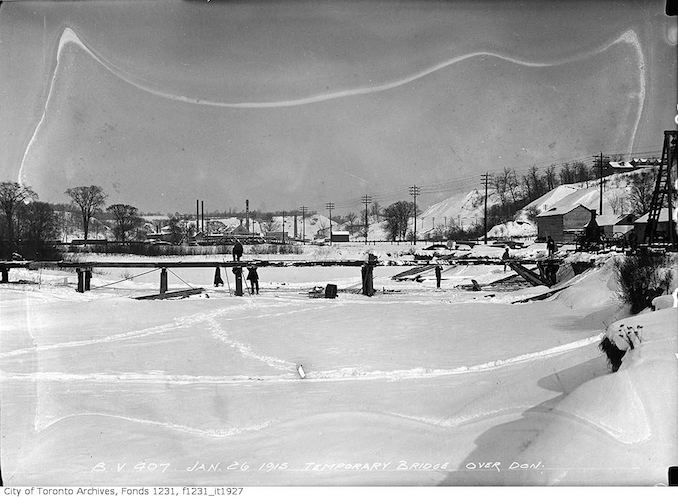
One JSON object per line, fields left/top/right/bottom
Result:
{"left": 418, "top": 169, "right": 652, "bottom": 240}
{"left": 523, "top": 169, "right": 646, "bottom": 217}
{"left": 420, "top": 189, "right": 500, "bottom": 231}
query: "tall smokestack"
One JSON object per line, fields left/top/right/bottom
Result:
{"left": 196, "top": 199, "right": 199, "bottom": 235}
{"left": 246, "top": 199, "right": 250, "bottom": 232}
{"left": 201, "top": 201, "right": 205, "bottom": 233}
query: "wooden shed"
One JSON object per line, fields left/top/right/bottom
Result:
{"left": 331, "top": 231, "right": 350, "bottom": 242}
{"left": 596, "top": 214, "right": 635, "bottom": 238}
{"left": 633, "top": 208, "right": 673, "bottom": 241}
{"left": 537, "top": 204, "right": 595, "bottom": 242}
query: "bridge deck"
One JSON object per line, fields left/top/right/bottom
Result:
{"left": 0, "top": 261, "right": 33, "bottom": 268}
{"left": 1, "top": 257, "right": 563, "bottom": 269}
{"left": 53, "top": 259, "right": 367, "bottom": 268}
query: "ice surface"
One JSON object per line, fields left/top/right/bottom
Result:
{"left": 1, "top": 251, "right": 676, "bottom": 485}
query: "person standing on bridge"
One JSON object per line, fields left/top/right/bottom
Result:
{"left": 435, "top": 265, "right": 442, "bottom": 288}
{"left": 232, "top": 239, "right": 244, "bottom": 261}
{"left": 246, "top": 265, "right": 259, "bottom": 295}
{"left": 502, "top": 247, "right": 510, "bottom": 271}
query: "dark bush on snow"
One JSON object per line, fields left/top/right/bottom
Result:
{"left": 613, "top": 252, "right": 673, "bottom": 314}
{"left": 599, "top": 336, "right": 626, "bottom": 372}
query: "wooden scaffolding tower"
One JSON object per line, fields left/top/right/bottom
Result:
{"left": 643, "top": 130, "right": 677, "bottom": 249}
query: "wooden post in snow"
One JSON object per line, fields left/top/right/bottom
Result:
{"left": 233, "top": 266, "right": 243, "bottom": 296}
{"left": 76, "top": 268, "right": 85, "bottom": 293}
{"left": 160, "top": 267, "right": 168, "bottom": 294}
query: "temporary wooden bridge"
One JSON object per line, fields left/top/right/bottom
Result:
{"left": 391, "top": 258, "right": 563, "bottom": 287}
{"left": 0, "top": 259, "right": 377, "bottom": 298}
{"left": 1, "top": 256, "right": 563, "bottom": 297}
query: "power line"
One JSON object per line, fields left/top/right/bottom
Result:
{"left": 408, "top": 185, "right": 420, "bottom": 244}
{"left": 325, "top": 148, "right": 665, "bottom": 212}
{"left": 361, "top": 195, "right": 372, "bottom": 244}
{"left": 325, "top": 202, "right": 334, "bottom": 245}
{"left": 480, "top": 173, "right": 492, "bottom": 245}
{"left": 298, "top": 205, "right": 308, "bottom": 244}
{"left": 593, "top": 152, "right": 610, "bottom": 215}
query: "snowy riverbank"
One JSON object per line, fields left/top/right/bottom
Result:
{"left": 1, "top": 248, "right": 676, "bottom": 485}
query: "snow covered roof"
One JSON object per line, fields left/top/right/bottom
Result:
{"left": 609, "top": 158, "right": 661, "bottom": 168}
{"left": 634, "top": 208, "right": 672, "bottom": 224}
{"left": 608, "top": 161, "right": 634, "bottom": 169}
{"left": 537, "top": 203, "right": 591, "bottom": 217}
{"left": 595, "top": 214, "right": 633, "bottom": 226}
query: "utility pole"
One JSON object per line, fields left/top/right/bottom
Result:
{"left": 325, "top": 202, "right": 335, "bottom": 245}
{"left": 480, "top": 173, "right": 492, "bottom": 244}
{"left": 408, "top": 185, "right": 420, "bottom": 244}
{"left": 196, "top": 199, "right": 200, "bottom": 235}
{"left": 299, "top": 206, "right": 308, "bottom": 244}
{"left": 361, "top": 195, "right": 372, "bottom": 244}
{"left": 593, "top": 152, "right": 610, "bottom": 215}
{"left": 282, "top": 211, "right": 285, "bottom": 244}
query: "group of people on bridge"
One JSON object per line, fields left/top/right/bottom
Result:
{"left": 212, "top": 239, "right": 259, "bottom": 295}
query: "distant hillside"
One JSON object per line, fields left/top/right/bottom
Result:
{"left": 419, "top": 169, "right": 651, "bottom": 240}
{"left": 419, "top": 189, "right": 501, "bottom": 231}
{"left": 269, "top": 213, "right": 332, "bottom": 240}
{"left": 523, "top": 169, "right": 645, "bottom": 216}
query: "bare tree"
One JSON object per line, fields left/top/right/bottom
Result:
{"left": 506, "top": 168, "right": 520, "bottom": 203}
{"left": 167, "top": 216, "right": 184, "bottom": 244}
{"left": 369, "top": 201, "right": 382, "bottom": 222}
{"left": 629, "top": 170, "right": 657, "bottom": 216}
{"left": 0, "top": 182, "right": 38, "bottom": 241}
{"left": 559, "top": 162, "right": 575, "bottom": 184}
{"left": 66, "top": 185, "right": 107, "bottom": 241}
{"left": 383, "top": 201, "right": 415, "bottom": 241}
{"left": 527, "top": 165, "right": 546, "bottom": 199}
{"left": 492, "top": 171, "right": 508, "bottom": 209}
{"left": 607, "top": 191, "right": 628, "bottom": 215}
{"left": 18, "top": 201, "right": 58, "bottom": 241}
{"left": 521, "top": 174, "right": 533, "bottom": 201}
{"left": 107, "top": 204, "right": 142, "bottom": 242}
{"left": 345, "top": 211, "right": 358, "bottom": 233}
{"left": 544, "top": 164, "right": 558, "bottom": 191}
{"left": 573, "top": 161, "right": 591, "bottom": 184}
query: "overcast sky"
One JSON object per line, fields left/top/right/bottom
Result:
{"left": 0, "top": 0, "right": 676, "bottom": 214}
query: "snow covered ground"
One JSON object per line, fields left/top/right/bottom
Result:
{"left": 1, "top": 247, "right": 676, "bottom": 485}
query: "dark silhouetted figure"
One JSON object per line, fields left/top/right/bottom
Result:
{"left": 246, "top": 266, "right": 259, "bottom": 294}
{"left": 547, "top": 236, "right": 556, "bottom": 257}
{"left": 435, "top": 265, "right": 442, "bottom": 288}
{"left": 501, "top": 247, "right": 510, "bottom": 271}
{"left": 213, "top": 267, "right": 224, "bottom": 287}
{"left": 232, "top": 266, "right": 244, "bottom": 296}
{"left": 584, "top": 210, "right": 600, "bottom": 249}
{"left": 232, "top": 239, "right": 244, "bottom": 261}
{"left": 361, "top": 263, "right": 375, "bottom": 296}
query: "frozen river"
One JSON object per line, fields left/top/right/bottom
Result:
{"left": 1, "top": 261, "right": 649, "bottom": 485}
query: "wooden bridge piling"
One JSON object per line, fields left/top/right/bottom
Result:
{"left": 160, "top": 268, "right": 168, "bottom": 294}
{"left": 232, "top": 266, "right": 244, "bottom": 296}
